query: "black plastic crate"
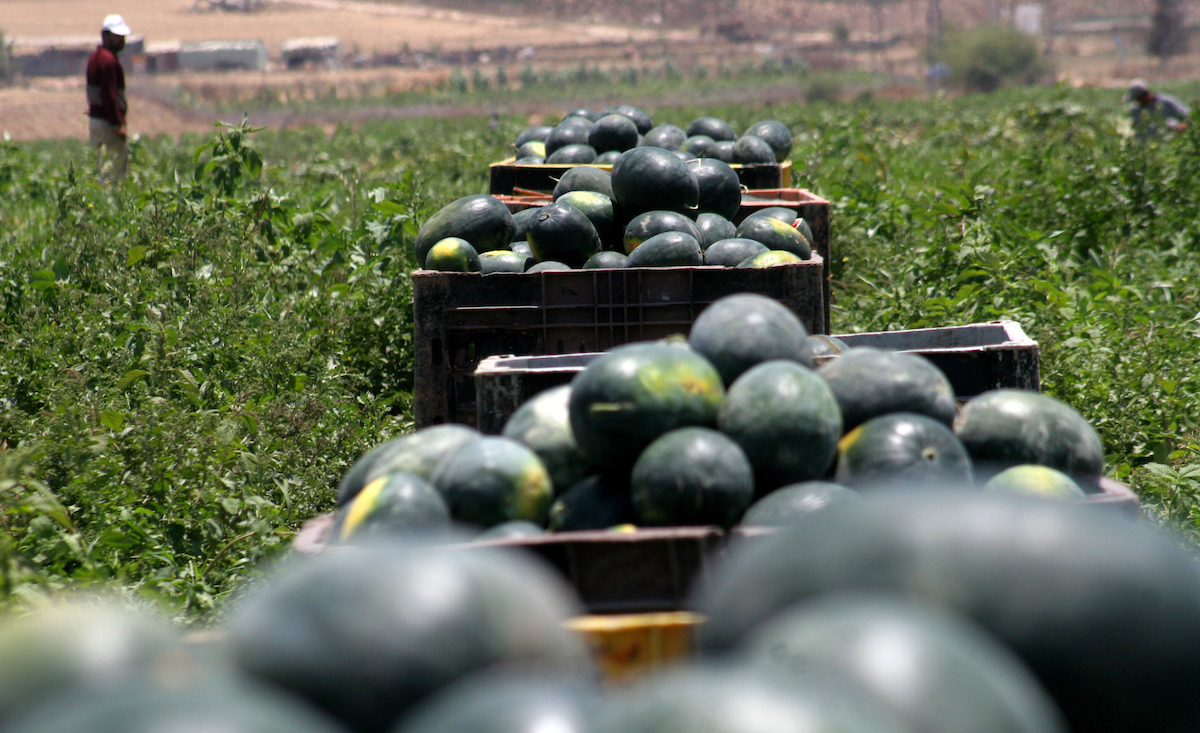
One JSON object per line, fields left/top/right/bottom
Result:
{"left": 413, "top": 259, "right": 826, "bottom": 428}
{"left": 473, "top": 320, "right": 1039, "bottom": 434}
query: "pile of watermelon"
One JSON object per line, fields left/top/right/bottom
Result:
{"left": 416, "top": 106, "right": 812, "bottom": 273}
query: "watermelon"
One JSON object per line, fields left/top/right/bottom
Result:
{"left": 743, "top": 206, "right": 797, "bottom": 225}
{"left": 548, "top": 473, "right": 637, "bottom": 531}
{"left": 557, "top": 190, "right": 617, "bottom": 246}
{"left": 544, "top": 119, "right": 593, "bottom": 157}
{"left": 516, "top": 125, "right": 554, "bottom": 147}
{"left": 733, "top": 135, "right": 776, "bottom": 164}
{"left": 526, "top": 201, "right": 602, "bottom": 268}
{"left": 744, "top": 594, "right": 1067, "bottom": 733}
{"left": 688, "top": 293, "right": 809, "bottom": 386}
{"left": 563, "top": 108, "right": 594, "bottom": 122}
{"left": 743, "top": 120, "right": 793, "bottom": 162}
{"left": 954, "top": 390, "right": 1105, "bottom": 488}
{"left": 835, "top": 412, "right": 974, "bottom": 490}
{"left": 984, "top": 464, "right": 1087, "bottom": 499}
{"left": 397, "top": 674, "right": 603, "bottom": 733}
{"left": 695, "top": 491, "right": 1200, "bottom": 733}
{"left": 800, "top": 334, "right": 847, "bottom": 366}
{"left": 415, "top": 195, "right": 516, "bottom": 265}
{"left": 597, "top": 664, "right": 908, "bottom": 733}
{"left": 687, "top": 117, "right": 737, "bottom": 142}
{"left": 228, "top": 544, "right": 590, "bottom": 733}
{"left": 594, "top": 150, "right": 623, "bottom": 165}
{"left": 735, "top": 215, "right": 811, "bottom": 258}
{"left": 614, "top": 147, "right": 700, "bottom": 218}
{"left": 642, "top": 124, "right": 687, "bottom": 150}
{"left": 510, "top": 241, "right": 533, "bottom": 258}
{"left": 688, "top": 158, "right": 742, "bottom": 220}
{"left": 476, "top": 520, "right": 546, "bottom": 539}
{"left": 589, "top": 114, "right": 639, "bottom": 153}
{"left": 480, "top": 250, "right": 534, "bottom": 273}
{"left": 683, "top": 135, "right": 715, "bottom": 157}
{"left": 511, "top": 207, "right": 541, "bottom": 241}
{"left": 705, "top": 140, "right": 735, "bottom": 162}
{"left": 631, "top": 427, "right": 754, "bottom": 528}
{"left": 737, "top": 250, "right": 803, "bottom": 268}
{"left": 597, "top": 104, "right": 653, "bottom": 135}
{"left": 740, "top": 481, "right": 858, "bottom": 526}
{"left": 568, "top": 341, "right": 725, "bottom": 466}
{"left": 335, "top": 472, "right": 451, "bottom": 542}
{"left": 817, "top": 348, "right": 957, "bottom": 432}
{"left": 718, "top": 361, "right": 842, "bottom": 493}
{"left": 705, "top": 238, "right": 769, "bottom": 267}
{"left": 337, "top": 424, "right": 481, "bottom": 506}
{"left": 624, "top": 231, "right": 703, "bottom": 267}
{"left": 694, "top": 213, "right": 738, "bottom": 249}
{"left": 546, "top": 144, "right": 598, "bottom": 164}
{"left": 502, "top": 385, "right": 593, "bottom": 495}
{"left": 515, "top": 141, "right": 546, "bottom": 159}
{"left": 552, "top": 166, "right": 614, "bottom": 200}
{"left": 423, "top": 237, "right": 480, "bottom": 272}
{"left": 583, "top": 250, "right": 628, "bottom": 269}
{"left": 623, "top": 210, "right": 703, "bottom": 254}
{"left": 513, "top": 156, "right": 545, "bottom": 164}
{"left": 671, "top": 150, "right": 696, "bottom": 162}
{"left": 432, "top": 436, "right": 553, "bottom": 528}
{"left": 527, "top": 261, "right": 571, "bottom": 272}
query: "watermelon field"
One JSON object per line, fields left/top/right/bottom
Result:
{"left": 2, "top": 82, "right": 1200, "bottom": 619}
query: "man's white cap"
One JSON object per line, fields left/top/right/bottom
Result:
{"left": 102, "top": 14, "right": 131, "bottom": 36}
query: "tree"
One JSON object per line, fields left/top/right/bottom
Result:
{"left": 827, "top": 0, "right": 906, "bottom": 69}
{"left": 1147, "top": 0, "right": 1187, "bottom": 64}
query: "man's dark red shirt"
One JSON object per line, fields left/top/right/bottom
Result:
{"left": 86, "top": 45, "right": 126, "bottom": 126}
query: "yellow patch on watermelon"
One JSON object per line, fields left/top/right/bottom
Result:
{"left": 837, "top": 425, "right": 864, "bottom": 455}
{"left": 340, "top": 476, "right": 388, "bottom": 540}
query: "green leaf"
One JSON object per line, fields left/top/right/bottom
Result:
{"left": 127, "top": 246, "right": 148, "bottom": 266}
{"left": 99, "top": 411, "right": 125, "bottom": 431}
{"left": 116, "top": 369, "right": 150, "bottom": 390}
{"left": 28, "top": 269, "right": 56, "bottom": 290}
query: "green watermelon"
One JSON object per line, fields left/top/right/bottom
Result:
{"left": 511, "top": 207, "right": 541, "bottom": 241}
{"left": 548, "top": 473, "right": 636, "bottom": 531}
{"left": 688, "top": 294, "right": 809, "bottom": 386}
{"left": 228, "top": 544, "right": 590, "bottom": 733}
{"left": 718, "top": 359, "right": 842, "bottom": 493}
{"left": 583, "top": 250, "right": 628, "bottom": 269}
{"left": 476, "top": 520, "right": 547, "bottom": 540}
{"left": 513, "top": 156, "right": 545, "bottom": 164}
{"left": 510, "top": 241, "right": 533, "bottom": 258}
{"left": 594, "top": 150, "right": 623, "bottom": 165}
{"left": 745, "top": 594, "right": 1067, "bottom": 733}
{"left": 740, "top": 481, "right": 858, "bottom": 526}
{"left": 687, "top": 117, "right": 737, "bottom": 142}
{"left": 480, "top": 250, "right": 534, "bottom": 273}
{"left": 563, "top": 108, "right": 594, "bottom": 122}
{"left": 515, "top": 141, "right": 546, "bottom": 159}
{"left": 631, "top": 427, "right": 755, "bottom": 528}
{"left": 817, "top": 348, "right": 957, "bottom": 432}
{"left": 744, "top": 206, "right": 797, "bottom": 225}
{"left": 415, "top": 195, "right": 516, "bottom": 265}
{"left": 743, "top": 120, "right": 793, "bottom": 162}
{"left": 683, "top": 134, "right": 715, "bottom": 157}
{"left": 551, "top": 166, "right": 614, "bottom": 200}
{"left": 432, "top": 436, "right": 553, "bottom": 528}
{"left": 516, "top": 125, "right": 554, "bottom": 147}
{"left": 624, "top": 231, "right": 703, "bottom": 267}
{"left": 337, "top": 424, "right": 481, "bottom": 506}
{"left": 547, "top": 144, "right": 598, "bottom": 164}
{"left": 611, "top": 147, "right": 700, "bottom": 217}
{"left": 544, "top": 119, "right": 593, "bottom": 157}
{"left": 954, "top": 390, "right": 1105, "bottom": 488}
{"left": 568, "top": 341, "right": 725, "bottom": 466}
{"left": 335, "top": 472, "right": 451, "bottom": 542}
{"left": 705, "top": 140, "right": 735, "bottom": 162}
{"left": 642, "top": 124, "right": 687, "bottom": 150}
{"left": 597, "top": 105, "right": 653, "bottom": 135}
{"left": 502, "top": 385, "right": 593, "bottom": 495}
{"left": 695, "top": 213, "right": 738, "bottom": 249}
{"left": 623, "top": 210, "right": 703, "bottom": 254}
{"left": 672, "top": 149, "right": 697, "bottom": 162}
{"left": 984, "top": 465, "right": 1087, "bottom": 499}
{"left": 398, "top": 674, "right": 603, "bottom": 733}
{"left": 800, "top": 334, "right": 847, "bottom": 366}
{"left": 695, "top": 491, "right": 1200, "bottom": 733}
{"left": 423, "top": 237, "right": 480, "bottom": 272}
{"left": 527, "top": 261, "right": 571, "bottom": 272}
{"left": 589, "top": 114, "right": 639, "bottom": 153}
{"left": 557, "top": 190, "right": 617, "bottom": 246}
{"left": 733, "top": 135, "right": 776, "bottom": 164}
{"left": 525, "top": 201, "right": 601, "bottom": 268}
{"left": 705, "top": 238, "right": 769, "bottom": 267}
{"left": 835, "top": 412, "right": 974, "bottom": 491}
{"left": 735, "top": 215, "right": 811, "bottom": 258}
{"left": 688, "top": 159, "right": 743, "bottom": 220}
{"left": 737, "top": 250, "right": 803, "bottom": 268}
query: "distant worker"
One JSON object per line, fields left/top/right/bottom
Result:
{"left": 1127, "top": 79, "right": 1189, "bottom": 138}
{"left": 86, "top": 14, "right": 132, "bottom": 182}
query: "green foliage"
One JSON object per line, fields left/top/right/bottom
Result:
{"left": 943, "top": 25, "right": 1046, "bottom": 92}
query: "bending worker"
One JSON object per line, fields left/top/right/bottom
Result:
{"left": 1127, "top": 79, "right": 1189, "bottom": 138}
{"left": 86, "top": 14, "right": 132, "bottom": 182}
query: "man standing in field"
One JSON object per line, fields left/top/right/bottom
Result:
{"left": 86, "top": 15, "right": 132, "bottom": 182}
{"left": 1127, "top": 79, "right": 1189, "bottom": 138}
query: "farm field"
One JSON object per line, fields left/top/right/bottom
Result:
{"left": 3, "top": 82, "right": 1200, "bottom": 619}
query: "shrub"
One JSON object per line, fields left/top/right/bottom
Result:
{"left": 944, "top": 25, "right": 1045, "bottom": 93}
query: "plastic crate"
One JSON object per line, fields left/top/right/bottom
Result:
{"left": 566, "top": 612, "right": 703, "bottom": 683}
{"left": 473, "top": 320, "right": 1039, "bottom": 433}
{"left": 412, "top": 259, "right": 826, "bottom": 428}
{"left": 488, "top": 158, "right": 792, "bottom": 195}
{"left": 499, "top": 188, "right": 833, "bottom": 333}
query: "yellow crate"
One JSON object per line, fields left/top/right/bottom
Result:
{"left": 566, "top": 612, "right": 705, "bottom": 683}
